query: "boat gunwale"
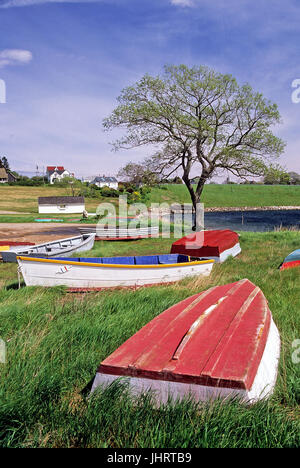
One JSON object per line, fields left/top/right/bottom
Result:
{"left": 17, "top": 256, "right": 214, "bottom": 269}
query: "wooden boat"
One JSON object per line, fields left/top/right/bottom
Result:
{"left": 0, "top": 241, "right": 35, "bottom": 247}
{"left": 78, "top": 226, "right": 159, "bottom": 241}
{"left": 92, "top": 279, "right": 280, "bottom": 403}
{"left": 0, "top": 242, "right": 35, "bottom": 260}
{"left": 2, "top": 234, "right": 95, "bottom": 263}
{"left": 171, "top": 230, "right": 241, "bottom": 262}
{"left": 17, "top": 254, "right": 214, "bottom": 289}
{"left": 280, "top": 249, "right": 300, "bottom": 271}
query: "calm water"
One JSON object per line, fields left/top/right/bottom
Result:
{"left": 203, "top": 209, "right": 300, "bottom": 232}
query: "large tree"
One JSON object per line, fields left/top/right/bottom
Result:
{"left": 103, "top": 65, "right": 285, "bottom": 228}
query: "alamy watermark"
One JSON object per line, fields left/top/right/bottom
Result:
{"left": 0, "top": 339, "right": 6, "bottom": 364}
{"left": 94, "top": 195, "right": 204, "bottom": 247}
{"left": 0, "top": 79, "right": 6, "bottom": 104}
{"left": 291, "top": 79, "right": 300, "bottom": 104}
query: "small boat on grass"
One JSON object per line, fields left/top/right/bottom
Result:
{"left": 3, "top": 234, "right": 95, "bottom": 263}
{"left": 171, "top": 230, "right": 241, "bottom": 262}
{"left": 78, "top": 226, "right": 159, "bottom": 241}
{"left": 280, "top": 249, "right": 300, "bottom": 271}
{"left": 92, "top": 279, "right": 280, "bottom": 403}
{"left": 0, "top": 241, "right": 35, "bottom": 247}
{"left": 17, "top": 254, "right": 214, "bottom": 289}
{"left": 0, "top": 242, "right": 35, "bottom": 260}
{"left": 34, "top": 218, "right": 64, "bottom": 223}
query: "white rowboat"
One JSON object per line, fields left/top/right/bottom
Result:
{"left": 3, "top": 234, "right": 95, "bottom": 263}
{"left": 17, "top": 254, "right": 214, "bottom": 289}
{"left": 78, "top": 226, "right": 159, "bottom": 240}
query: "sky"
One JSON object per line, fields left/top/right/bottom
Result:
{"left": 0, "top": 0, "right": 300, "bottom": 179}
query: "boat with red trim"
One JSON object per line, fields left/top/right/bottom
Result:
{"left": 171, "top": 230, "right": 241, "bottom": 262}
{"left": 92, "top": 279, "right": 280, "bottom": 403}
{"left": 280, "top": 249, "right": 300, "bottom": 271}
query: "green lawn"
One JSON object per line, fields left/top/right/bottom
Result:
{"left": 0, "top": 185, "right": 300, "bottom": 224}
{"left": 150, "top": 184, "right": 300, "bottom": 207}
{"left": 0, "top": 231, "right": 299, "bottom": 448}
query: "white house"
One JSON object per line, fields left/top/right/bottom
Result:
{"left": 46, "top": 166, "right": 73, "bottom": 185}
{"left": 38, "top": 196, "right": 85, "bottom": 214}
{"left": 91, "top": 176, "right": 118, "bottom": 190}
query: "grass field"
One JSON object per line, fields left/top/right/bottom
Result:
{"left": 0, "top": 231, "right": 299, "bottom": 448}
{"left": 0, "top": 185, "right": 300, "bottom": 224}
{"left": 150, "top": 184, "right": 300, "bottom": 207}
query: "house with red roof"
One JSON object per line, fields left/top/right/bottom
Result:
{"left": 46, "top": 166, "right": 73, "bottom": 184}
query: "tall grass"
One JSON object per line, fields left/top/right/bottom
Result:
{"left": 0, "top": 232, "right": 299, "bottom": 447}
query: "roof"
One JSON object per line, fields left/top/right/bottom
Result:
{"left": 47, "top": 166, "right": 67, "bottom": 176}
{"left": 0, "top": 168, "right": 17, "bottom": 180}
{"left": 38, "top": 196, "right": 84, "bottom": 205}
{"left": 0, "top": 167, "right": 8, "bottom": 179}
{"left": 97, "top": 279, "right": 271, "bottom": 391}
{"left": 47, "top": 166, "right": 65, "bottom": 172}
{"left": 92, "top": 176, "right": 118, "bottom": 183}
{"left": 171, "top": 230, "right": 239, "bottom": 257}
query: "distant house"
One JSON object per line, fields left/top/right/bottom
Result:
{"left": 0, "top": 167, "right": 18, "bottom": 184}
{"left": 38, "top": 196, "right": 85, "bottom": 214}
{"left": 91, "top": 176, "right": 118, "bottom": 190}
{"left": 46, "top": 166, "right": 73, "bottom": 184}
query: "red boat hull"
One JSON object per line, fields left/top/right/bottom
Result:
{"left": 93, "top": 279, "right": 280, "bottom": 402}
{"left": 171, "top": 230, "right": 240, "bottom": 261}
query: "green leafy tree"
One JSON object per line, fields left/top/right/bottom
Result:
{"left": 264, "top": 165, "right": 290, "bottom": 185}
{"left": 0, "top": 157, "right": 10, "bottom": 171}
{"left": 118, "top": 162, "right": 159, "bottom": 187}
{"left": 104, "top": 64, "right": 285, "bottom": 228}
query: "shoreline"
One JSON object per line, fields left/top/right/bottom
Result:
{"left": 168, "top": 205, "right": 300, "bottom": 214}
{"left": 204, "top": 205, "right": 300, "bottom": 212}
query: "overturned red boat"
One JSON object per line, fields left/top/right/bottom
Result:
{"left": 92, "top": 279, "right": 280, "bottom": 403}
{"left": 171, "top": 229, "right": 241, "bottom": 262}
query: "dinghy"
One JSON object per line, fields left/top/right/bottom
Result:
{"left": 0, "top": 241, "right": 35, "bottom": 247}
{"left": 17, "top": 254, "right": 214, "bottom": 289}
{"left": 78, "top": 226, "right": 159, "bottom": 241}
{"left": 280, "top": 249, "right": 300, "bottom": 271}
{"left": 92, "top": 279, "right": 280, "bottom": 403}
{"left": 3, "top": 234, "right": 95, "bottom": 263}
{"left": 0, "top": 242, "right": 35, "bottom": 260}
{"left": 171, "top": 230, "right": 241, "bottom": 262}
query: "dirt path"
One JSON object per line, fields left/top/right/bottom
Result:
{"left": 0, "top": 223, "right": 88, "bottom": 243}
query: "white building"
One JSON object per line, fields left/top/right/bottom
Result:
{"left": 46, "top": 166, "right": 73, "bottom": 185}
{"left": 38, "top": 196, "right": 85, "bottom": 214}
{"left": 91, "top": 176, "right": 118, "bottom": 190}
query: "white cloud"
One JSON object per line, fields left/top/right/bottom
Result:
{"left": 0, "top": 49, "right": 33, "bottom": 68}
{"left": 170, "top": 0, "right": 194, "bottom": 7}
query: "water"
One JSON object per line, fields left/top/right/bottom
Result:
{"left": 204, "top": 209, "right": 300, "bottom": 232}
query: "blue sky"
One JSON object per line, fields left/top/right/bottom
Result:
{"left": 0, "top": 0, "right": 300, "bottom": 178}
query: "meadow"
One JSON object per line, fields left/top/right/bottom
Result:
{"left": 0, "top": 231, "right": 299, "bottom": 448}
{"left": 0, "top": 184, "right": 300, "bottom": 224}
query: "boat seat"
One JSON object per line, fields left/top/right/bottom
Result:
{"left": 101, "top": 256, "right": 135, "bottom": 265}
{"left": 134, "top": 255, "right": 159, "bottom": 265}
{"left": 158, "top": 254, "right": 189, "bottom": 264}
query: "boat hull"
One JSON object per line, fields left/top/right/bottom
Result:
{"left": 171, "top": 230, "right": 241, "bottom": 262}
{"left": 17, "top": 257, "right": 214, "bottom": 288}
{"left": 280, "top": 249, "right": 300, "bottom": 271}
{"left": 78, "top": 226, "right": 159, "bottom": 240}
{"left": 91, "top": 279, "right": 280, "bottom": 403}
{"left": 2, "top": 234, "right": 95, "bottom": 263}
{"left": 92, "top": 319, "right": 280, "bottom": 403}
